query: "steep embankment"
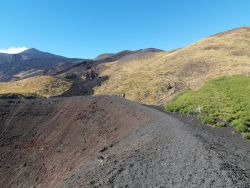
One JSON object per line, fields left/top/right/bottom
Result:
{"left": 0, "top": 96, "right": 153, "bottom": 187}
{"left": 0, "top": 96, "right": 249, "bottom": 187}
{"left": 94, "top": 27, "right": 250, "bottom": 105}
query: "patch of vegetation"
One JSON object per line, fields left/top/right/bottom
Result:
{"left": 243, "top": 133, "right": 250, "bottom": 140}
{"left": 165, "top": 75, "right": 250, "bottom": 139}
{"left": 0, "top": 76, "right": 71, "bottom": 98}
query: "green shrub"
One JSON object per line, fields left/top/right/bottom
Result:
{"left": 200, "top": 116, "right": 216, "bottom": 125}
{"left": 216, "top": 122, "right": 226, "bottom": 127}
{"left": 231, "top": 119, "right": 244, "bottom": 128}
{"left": 223, "top": 114, "right": 236, "bottom": 122}
{"left": 243, "top": 132, "right": 250, "bottom": 140}
{"left": 165, "top": 75, "right": 250, "bottom": 139}
{"left": 235, "top": 124, "right": 249, "bottom": 133}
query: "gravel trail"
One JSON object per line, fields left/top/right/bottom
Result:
{"left": 62, "top": 100, "right": 250, "bottom": 188}
{"left": 0, "top": 96, "right": 249, "bottom": 188}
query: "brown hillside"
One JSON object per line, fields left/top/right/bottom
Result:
{"left": 0, "top": 76, "right": 71, "bottom": 98}
{"left": 94, "top": 26, "right": 250, "bottom": 105}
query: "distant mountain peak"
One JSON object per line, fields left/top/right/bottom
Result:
{"left": 95, "top": 48, "right": 164, "bottom": 61}
{"left": 22, "top": 47, "right": 38, "bottom": 52}
{"left": 0, "top": 48, "right": 82, "bottom": 81}
{"left": 18, "top": 48, "right": 70, "bottom": 60}
{"left": 19, "top": 48, "right": 44, "bottom": 55}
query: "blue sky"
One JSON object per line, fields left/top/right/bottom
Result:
{"left": 0, "top": 0, "right": 249, "bottom": 58}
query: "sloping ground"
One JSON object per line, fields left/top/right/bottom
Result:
{"left": 166, "top": 75, "right": 250, "bottom": 139}
{"left": 94, "top": 26, "right": 250, "bottom": 105}
{"left": 40, "top": 49, "right": 164, "bottom": 98}
{"left": 0, "top": 96, "right": 153, "bottom": 187}
{"left": 0, "top": 76, "right": 71, "bottom": 98}
{"left": 0, "top": 48, "right": 81, "bottom": 82}
{"left": 95, "top": 48, "right": 163, "bottom": 61}
{"left": 0, "top": 96, "right": 249, "bottom": 187}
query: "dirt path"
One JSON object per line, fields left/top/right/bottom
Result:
{"left": 62, "top": 100, "right": 250, "bottom": 188}
{"left": 0, "top": 96, "right": 249, "bottom": 187}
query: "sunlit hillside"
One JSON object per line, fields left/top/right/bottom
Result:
{"left": 94, "top": 27, "right": 250, "bottom": 105}
{"left": 0, "top": 76, "right": 71, "bottom": 98}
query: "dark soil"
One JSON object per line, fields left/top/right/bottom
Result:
{"left": 0, "top": 96, "right": 249, "bottom": 187}
{"left": 59, "top": 76, "right": 108, "bottom": 97}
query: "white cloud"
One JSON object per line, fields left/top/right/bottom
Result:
{"left": 0, "top": 47, "right": 29, "bottom": 54}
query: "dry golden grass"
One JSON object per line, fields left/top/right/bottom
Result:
{"left": 0, "top": 76, "right": 71, "bottom": 98}
{"left": 94, "top": 27, "right": 250, "bottom": 105}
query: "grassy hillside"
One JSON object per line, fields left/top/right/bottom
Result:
{"left": 0, "top": 76, "right": 71, "bottom": 98}
{"left": 94, "top": 27, "right": 250, "bottom": 105}
{"left": 165, "top": 75, "right": 250, "bottom": 139}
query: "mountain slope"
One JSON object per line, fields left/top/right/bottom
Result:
{"left": 94, "top": 26, "right": 250, "bottom": 105}
{"left": 0, "top": 48, "right": 81, "bottom": 81}
{"left": 0, "top": 96, "right": 249, "bottom": 187}
{"left": 95, "top": 48, "right": 163, "bottom": 61}
{"left": 40, "top": 48, "right": 164, "bottom": 98}
{"left": 0, "top": 76, "right": 71, "bottom": 98}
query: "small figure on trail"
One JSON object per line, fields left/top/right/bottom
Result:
{"left": 123, "top": 93, "right": 126, "bottom": 98}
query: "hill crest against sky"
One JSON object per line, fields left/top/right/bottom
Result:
{"left": 94, "top": 26, "right": 250, "bottom": 104}
{"left": 1, "top": 0, "right": 250, "bottom": 58}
